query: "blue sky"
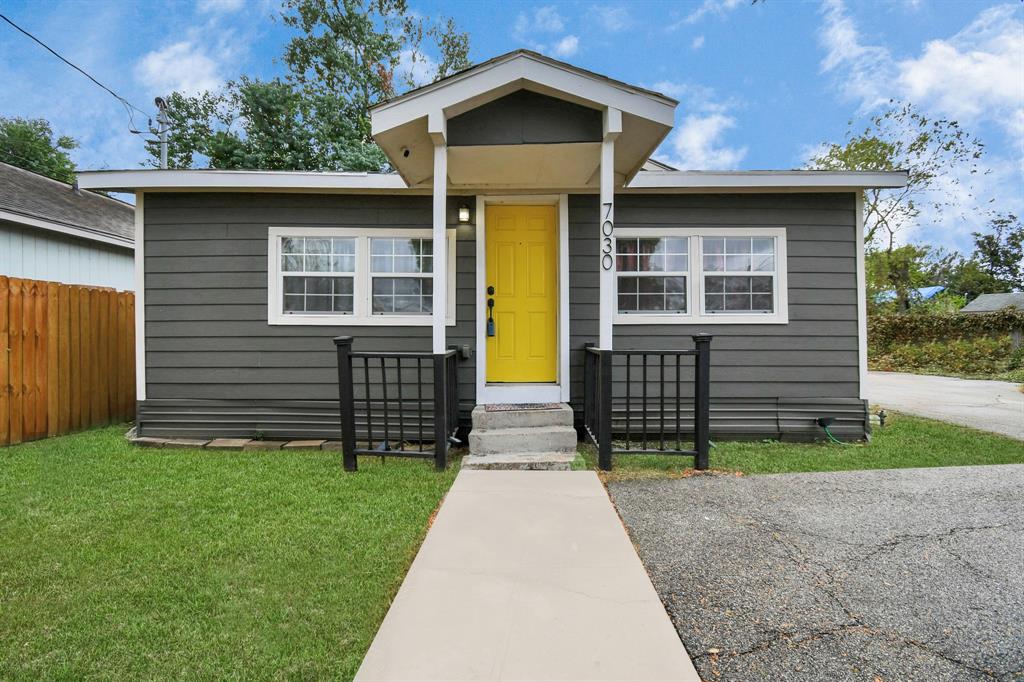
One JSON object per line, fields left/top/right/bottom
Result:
{"left": 1, "top": 0, "right": 1021, "bottom": 252}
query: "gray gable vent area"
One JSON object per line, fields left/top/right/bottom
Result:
{"left": 446, "top": 90, "right": 602, "bottom": 146}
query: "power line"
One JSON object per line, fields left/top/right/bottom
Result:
{"left": 0, "top": 13, "right": 151, "bottom": 130}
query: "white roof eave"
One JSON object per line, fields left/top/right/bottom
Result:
{"left": 75, "top": 169, "right": 909, "bottom": 193}
{"left": 76, "top": 169, "right": 410, "bottom": 193}
{"left": 371, "top": 52, "right": 677, "bottom": 137}
{"left": 625, "top": 170, "right": 908, "bottom": 190}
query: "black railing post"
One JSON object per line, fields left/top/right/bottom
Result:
{"left": 333, "top": 336, "right": 357, "bottom": 472}
{"left": 583, "top": 343, "right": 595, "bottom": 437}
{"left": 693, "top": 333, "right": 712, "bottom": 470}
{"left": 598, "top": 349, "right": 613, "bottom": 471}
{"left": 432, "top": 353, "right": 448, "bottom": 471}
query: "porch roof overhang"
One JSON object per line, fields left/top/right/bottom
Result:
{"left": 75, "top": 169, "right": 909, "bottom": 194}
{"left": 369, "top": 50, "right": 678, "bottom": 189}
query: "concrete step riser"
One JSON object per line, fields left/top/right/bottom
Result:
{"left": 468, "top": 426, "right": 578, "bottom": 455}
{"left": 462, "top": 452, "right": 575, "bottom": 471}
{"left": 471, "top": 405, "right": 574, "bottom": 430}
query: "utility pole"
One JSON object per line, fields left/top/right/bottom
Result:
{"left": 153, "top": 96, "right": 169, "bottom": 169}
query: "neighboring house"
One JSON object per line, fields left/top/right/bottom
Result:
{"left": 78, "top": 50, "right": 906, "bottom": 444}
{"left": 962, "top": 294, "right": 1024, "bottom": 351}
{"left": 960, "top": 292, "right": 1024, "bottom": 313}
{"left": 0, "top": 161, "right": 134, "bottom": 290}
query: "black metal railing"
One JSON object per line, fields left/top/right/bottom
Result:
{"left": 583, "top": 334, "right": 711, "bottom": 471}
{"left": 333, "top": 337, "right": 459, "bottom": 471}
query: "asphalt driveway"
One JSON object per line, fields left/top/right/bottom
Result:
{"left": 610, "top": 465, "right": 1024, "bottom": 681}
{"left": 866, "top": 371, "right": 1023, "bottom": 440}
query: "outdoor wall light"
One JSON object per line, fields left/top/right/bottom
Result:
{"left": 458, "top": 203, "right": 471, "bottom": 223}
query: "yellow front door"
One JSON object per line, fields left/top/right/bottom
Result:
{"left": 485, "top": 204, "right": 558, "bottom": 383}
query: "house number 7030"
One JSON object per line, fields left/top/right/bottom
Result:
{"left": 600, "top": 202, "right": 614, "bottom": 271}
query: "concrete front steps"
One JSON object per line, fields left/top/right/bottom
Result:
{"left": 463, "top": 404, "right": 577, "bottom": 471}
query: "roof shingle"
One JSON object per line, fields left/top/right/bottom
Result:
{"left": 0, "top": 161, "right": 133, "bottom": 243}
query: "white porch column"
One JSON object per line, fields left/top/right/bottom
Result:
{"left": 599, "top": 108, "right": 622, "bottom": 349}
{"left": 429, "top": 112, "right": 448, "bottom": 354}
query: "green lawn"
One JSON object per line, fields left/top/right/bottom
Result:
{"left": 0, "top": 426, "right": 458, "bottom": 680}
{"left": 583, "top": 412, "right": 1024, "bottom": 481}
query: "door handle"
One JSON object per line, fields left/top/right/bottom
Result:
{"left": 486, "top": 293, "right": 495, "bottom": 337}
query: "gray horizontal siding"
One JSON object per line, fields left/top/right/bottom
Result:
{"left": 136, "top": 397, "right": 867, "bottom": 442}
{"left": 568, "top": 192, "right": 866, "bottom": 438}
{"left": 140, "top": 190, "right": 866, "bottom": 441}
{"left": 143, "top": 193, "right": 477, "bottom": 415}
{"left": 447, "top": 90, "right": 602, "bottom": 146}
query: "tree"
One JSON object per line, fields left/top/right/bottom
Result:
{"left": 144, "top": 92, "right": 219, "bottom": 170}
{"left": 921, "top": 215, "right": 1023, "bottom": 301}
{"left": 810, "top": 101, "right": 985, "bottom": 252}
{"left": 972, "top": 213, "right": 1023, "bottom": 292}
{"left": 866, "top": 244, "right": 932, "bottom": 312}
{"left": 148, "top": 0, "right": 471, "bottom": 171}
{"left": 0, "top": 117, "right": 78, "bottom": 183}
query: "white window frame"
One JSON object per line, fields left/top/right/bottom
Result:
{"left": 268, "top": 226, "right": 457, "bottom": 326}
{"left": 613, "top": 227, "right": 788, "bottom": 325}
{"left": 613, "top": 232, "right": 692, "bottom": 321}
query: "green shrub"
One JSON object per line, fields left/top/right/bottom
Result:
{"left": 870, "top": 337, "right": 1014, "bottom": 375}
{"left": 869, "top": 309, "right": 1024, "bottom": 350}
{"left": 1008, "top": 345, "right": 1024, "bottom": 371}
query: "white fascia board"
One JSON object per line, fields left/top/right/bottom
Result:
{"left": 627, "top": 170, "right": 908, "bottom": 190}
{"left": 76, "top": 169, "right": 408, "bottom": 192}
{"left": 371, "top": 54, "right": 676, "bottom": 136}
{"left": 0, "top": 209, "right": 133, "bottom": 249}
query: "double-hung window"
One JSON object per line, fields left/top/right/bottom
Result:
{"left": 701, "top": 237, "right": 777, "bottom": 315}
{"left": 615, "top": 236, "right": 688, "bottom": 314}
{"left": 280, "top": 237, "right": 356, "bottom": 314}
{"left": 370, "top": 237, "right": 434, "bottom": 314}
{"left": 268, "top": 227, "right": 456, "bottom": 326}
{"left": 614, "top": 228, "right": 787, "bottom": 324}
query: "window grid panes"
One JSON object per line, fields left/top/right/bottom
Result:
{"left": 616, "top": 237, "right": 688, "bottom": 314}
{"left": 370, "top": 237, "right": 433, "bottom": 315}
{"left": 283, "top": 276, "right": 354, "bottom": 313}
{"left": 702, "top": 236, "right": 776, "bottom": 314}
{"left": 281, "top": 236, "right": 355, "bottom": 315}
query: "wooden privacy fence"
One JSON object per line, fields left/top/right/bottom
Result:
{"left": 0, "top": 276, "right": 135, "bottom": 446}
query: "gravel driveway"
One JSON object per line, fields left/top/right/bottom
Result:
{"left": 866, "top": 371, "right": 1023, "bottom": 440}
{"left": 610, "top": 465, "right": 1024, "bottom": 681}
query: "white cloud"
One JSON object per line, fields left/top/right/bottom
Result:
{"left": 671, "top": 0, "right": 744, "bottom": 28}
{"left": 397, "top": 49, "right": 437, "bottom": 89}
{"left": 666, "top": 113, "right": 748, "bottom": 169}
{"left": 819, "top": 0, "right": 1024, "bottom": 142}
{"left": 816, "top": 0, "right": 1024, "bottom": 252}
{"left": 134, "top": 41, "right": 223, "bottom": 96}
{"left": 514, "top": 6, "right": 565, "bottom": 37}
{"left": 896, "top": 5, "right": 1023, "bottom": 142}
{"left": 197, "top": 0, "right": 244, "bottom": 13}
{"left": 592, "top": 5, "right": 631, "bottom": 32}
{"left": 651, "top": 81, "right": 747, "bottom": 169}
{"left": 817, "top": 0, "right": 894, "bottom": 111}
{"left": 691, "top": 35, "right": 705, "bottom": 50}
{"left": 513, "top": 6, "right": 580, "bottom": 57}
{"left": 650, "top": 80, "right": 738, "bottom": 113}
{"left": 552, "top": 35, "right": 580, "bottom": 57}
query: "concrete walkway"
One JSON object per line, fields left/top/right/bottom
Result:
{"left": 866, "top": 371, "right": 1024, "bottom": 440}
{"left": 355, "top": 470, "right": 699, "bottom": 682}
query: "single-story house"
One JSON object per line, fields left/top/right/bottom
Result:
{"left": 960, "top": 292, "right": 1024, "bottom": 313}
{"left": 77, "top": 50, "right": 906, "bottom": 455}
{"left": 0, "top": 161, "right": 134, "bottom": 289}
{"left": 962, "top": 293, "right": 1024, "bottom": 352}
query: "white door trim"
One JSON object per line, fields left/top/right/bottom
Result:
{"left": 475, "top": 194, "right": 571, "bottom": 405}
